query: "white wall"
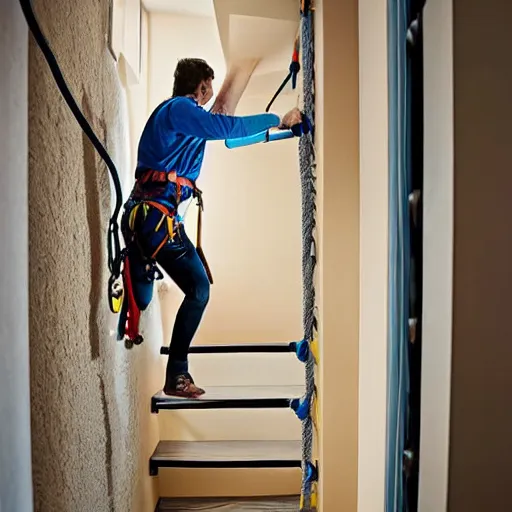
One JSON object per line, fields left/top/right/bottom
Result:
{"left": 358, "top": 0, "right": 389, "bottom": 509}
{"left": 148, "top": 14, "right": 226, "bottom": 112}
{"left": 0, "top": 1, "right": 33, "bottom": 511}
{"left": 419, "top": 0, "right": 454, "bottom": 510}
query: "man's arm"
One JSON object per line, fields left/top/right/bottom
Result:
{"left": 167, "top": 97, "right": 281, "bottom": 140}
{"left": 210, "top": 59, "right": 260, "bottom": 115}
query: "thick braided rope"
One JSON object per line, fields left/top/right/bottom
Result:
{"left": 299, "top": 6, "right": 316, "bottom": 510}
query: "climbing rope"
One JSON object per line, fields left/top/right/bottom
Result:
{"left": 296, "top": 1, "right": 318, "bottom": 510}
{"left": 19, "top": 0, "right": 125, "bottom": 314}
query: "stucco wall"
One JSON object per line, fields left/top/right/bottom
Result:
{"left": 0, "top": 2, "right": 33, "bottom": 511}
{"left": 28, "top": 1, "right": 161, "bottom": 511}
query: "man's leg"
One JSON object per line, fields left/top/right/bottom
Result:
{"left": 155, "top": 224, "right": 210, "bottom": 397}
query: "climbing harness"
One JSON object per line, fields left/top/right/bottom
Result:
{"left": 117, "top": 169, "right": 212, "bottom": 348}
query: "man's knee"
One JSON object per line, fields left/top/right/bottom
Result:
{"left": 192, "top": 278, "right": 210, "bottom": 307}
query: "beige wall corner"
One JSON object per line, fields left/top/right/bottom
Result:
{"left": 28, "top": 0, "right": 160, "bottom": 510}
{"left": 358, "top": 0, "right": 389, "bottom": 510}
{"left": 0, "top": 1, "right": 33, "bottom": 510}
{"left": 316, "top": 0, "right": 360, "bottom": 510}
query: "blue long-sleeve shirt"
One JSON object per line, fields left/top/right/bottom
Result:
{"left": 131, "top": 96, "right": 280, "bottom": 207}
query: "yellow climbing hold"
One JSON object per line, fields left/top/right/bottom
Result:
{"left": 312, "top": 392, "right": 320, "bottom": 432}
{"left": 310, "top": 337, "right": 319, "bottom": 364}
{"left": 300, "top": 486, "right": 318, "bottom": 511}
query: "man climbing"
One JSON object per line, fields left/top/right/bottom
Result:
{"left": 122, "top": 58, "right": 303, "bottom": 398}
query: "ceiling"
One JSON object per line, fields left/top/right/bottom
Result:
{"left": 142, "top": 0, "right": 215, "bottom": 17}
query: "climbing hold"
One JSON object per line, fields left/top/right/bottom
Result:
{"left": 305, "top": 461, "right": 319, "bottom": 483}
{"left": 310, "top": 338, "right": 319, "bottom": 364}
{"left": 291, "top": 339, "right": 310, "bottom": 363}
{"left": 291, "top": 113, "right": 313, "bottom": 138}
{"left": 310, "top": 239, "right": 316, "bottom": 262}
{"left": 300, "top": 462, "right": 319, "bottom": 511}
{"left": 312, "top": 392, "right": 319, "bottom": 432}
{"left": 406, "top": 18, "right": 420, "bottom": 48}
{"left": 408, "top": 318, "right": 417, "bottom": 344}
{"left": 408, "top": 189, "right": 421, "bottom": 227}
{"left": 291, "top": 394, "right": 312, "bottom": 421}
{"left": 300, "top": 490, "right": 318, "bottom": 511}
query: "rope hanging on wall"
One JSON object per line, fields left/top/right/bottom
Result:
{"left": 295, "top": 1, "right": 319, "bottom": 510}
{"left": 18, "top": 0, "right": 125, "bottom": 316}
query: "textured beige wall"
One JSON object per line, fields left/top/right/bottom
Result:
{"left": 28, "top": 1, "right": 161, "bottom": 511}
{"left": 448, "top": 0, "right": 512, "bottom": 510}
{"left": 0, "top": 2, "right": 33, "bottom": 511}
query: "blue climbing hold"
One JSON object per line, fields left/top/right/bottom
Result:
{"left": 291, "top": 113, "right": 313, "bottom": 138}
{"left": 291, "top": 338, "right": 310, "bottom": 363}
{"left": 305, "top": 461, "right": 319, "bottom": 483}
{"left": 291, "top": 394, "right": 312, "bottom": 421}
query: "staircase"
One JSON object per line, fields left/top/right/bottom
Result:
{"left": 152, "top": 344, "right": 304, "bottom": 511}
{"left": 144, "top": 1, "right": 304, "bottom": 509}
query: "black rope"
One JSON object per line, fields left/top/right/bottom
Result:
{"left": 18, "top": 0, "right": 124, "bottom": 286}
{"left": 265, "top": 61, "right": 301, "bottom": 113}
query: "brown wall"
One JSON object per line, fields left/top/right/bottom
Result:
{"left": 449, "top": 0, "right": 512, "bottom": 509}
{"left": 28, "top": 1, "right": 161, "bottom": 511}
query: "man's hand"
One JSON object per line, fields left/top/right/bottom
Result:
{"left": 279, "top": 107, "right": 303, "bottom": 129}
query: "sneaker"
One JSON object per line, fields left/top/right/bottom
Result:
{"left": 163, "top": 373, "right": 205, "bottom": 398}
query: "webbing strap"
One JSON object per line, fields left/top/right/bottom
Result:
{"left": 265, "top": 33, "right": 301, "bottom": 112}
{"left": 19, "top": 0, "right": 124, "bottom": 288}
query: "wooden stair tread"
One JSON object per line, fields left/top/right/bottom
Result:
{"left": 158, "top": 495, "right": 299, "bottom": 511}
{"left": 150, "top": 440, "right": 301, "bottom": 474}
{"left": 151, "top": 385, "right": 304, "bottom": 412}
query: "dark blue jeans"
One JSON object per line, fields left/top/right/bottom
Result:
{"left": 155, "top": 224, "right": 210, "bottom": 376}
{"left": 125, "top": 201, "right": 210, "bottom": 377}
{"left": 155, "top": 223, "right": 210, "bottom": 374}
